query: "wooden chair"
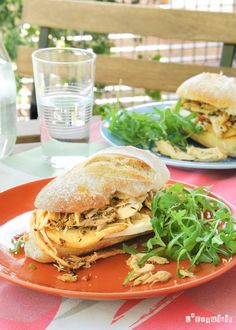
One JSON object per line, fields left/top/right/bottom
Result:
{"left": 16, "top": 0, "right": 236, "bottom": 143}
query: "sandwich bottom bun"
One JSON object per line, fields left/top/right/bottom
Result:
{"left": 189, "top": 127, "right": 236, "bottom": 158}
{"left": 24, "top": 212, "right": 152, "bottom": 263}
{"left": 25, "top": 229, "right": 150, "bottom": 263}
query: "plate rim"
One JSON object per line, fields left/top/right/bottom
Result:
{"left": 100, "top": 101, "right": 236, "bottom": 170}
{"left": 0, "top": 178, "right": 236, "bottom": 299}
{"left": 0, "top": 256, "right": 235, "bottom": 299}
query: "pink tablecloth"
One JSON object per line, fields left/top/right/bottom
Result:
{"left": 0, "top": 120, "right": 236, "bottom": 330}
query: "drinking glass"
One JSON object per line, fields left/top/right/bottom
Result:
{"left": 32, "top": 47, "right": 96, "bottom": 167}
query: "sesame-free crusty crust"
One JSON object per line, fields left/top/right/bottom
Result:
{"left": 177, "top": 72, "right": 236, "bottom": 111}
{"left": 177, "top": 73, "right": 236, "bottom": 156}
{"left": 35, "top": 146, "right": 170, "bottom": 213}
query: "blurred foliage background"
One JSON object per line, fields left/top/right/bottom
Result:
{"left": 0, "top": 0, "right": 163, "bottom": 117}
{"left": 0, "top": 0, "right": 117, "bottom": 60}
{"left": 0, "top": 0, "right": 232, "bottom": 118}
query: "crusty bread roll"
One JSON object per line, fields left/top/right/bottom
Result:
{"left": 35, "top": 146, "right": 169, "bottom": 213}
{"left": 176, "top": 72, "right": 236, "bottom": 157}
{"left": 25, "top": 146, "right": 169, "bottom": 266}
{"left": 177, "top": 72, "right": 236, "bottom": 111}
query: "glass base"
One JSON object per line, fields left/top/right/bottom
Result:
{"left": 47, "top": 155, "right": 87, "bottom": 170}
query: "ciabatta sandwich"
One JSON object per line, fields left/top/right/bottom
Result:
{"left": 24, "top": 146, "right": 169, "bottom": 268}
{"left": 177, "top": 72, "right": 236, "bottom": 157}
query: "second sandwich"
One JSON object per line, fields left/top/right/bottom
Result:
{"left": 177, "top": 72, "right": 236, "bottom": 157}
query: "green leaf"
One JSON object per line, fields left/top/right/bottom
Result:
{"left": 138, "top": 247, "right": 165, "bottom": 267}
{"left": 29, "top": 263, "right": 37, "bottom": 270}
{"left": 9, "top": 239, "right": 23, "bottom": 254}
{"left": 159, "top": 193, "right": 180, "bottom": 210}
{"left": 225, "top": 240, "right": 236, "bottom": 253}
{"left": 123, "top": 270, "right": 135, "bottom": 286}
{"left": 147, "top": 234, "right": 166, "bottom": 249}
{"left": 212, "top": 235, "right": 224, "bottom": 246}
{"left": 198, "top": 253, "right": 213, "bottom": 263}
{"left": 207, "top": 247, "right": 220, "bottom": 265}
{"left": 122, "top": 243, "right": 138, "bottom": 255}
{"left": 183, "top": 230, "right": 199, "bottom": 252}
{"left": 152, "top": 54, "right": 161, "bottom": 61}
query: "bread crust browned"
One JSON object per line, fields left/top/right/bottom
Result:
{"left": 176, "top": 73, "right": 236, "bottom": 156}
{"left": 177, "top": 72, "right": 236, "bottom": 111}
{"left": 35, "top": 146, "right": 170, "bottom": 213}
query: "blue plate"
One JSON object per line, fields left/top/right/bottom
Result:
{"left": 100, "top": 101, "right": 236, "bottom": 169}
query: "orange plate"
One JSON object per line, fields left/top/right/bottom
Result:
{"left": 0, "top": 178, "right": 235, "bottom": 300}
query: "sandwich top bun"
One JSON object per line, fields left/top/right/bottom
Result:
{"left": 177, "top": 72, "right": 236, "bottom": 111}
{"left": 35, "top": 146, "right": 170, "bottom": 213}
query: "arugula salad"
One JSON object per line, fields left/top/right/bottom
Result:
{"left": 123, "top": 183, "right": 236, "bottom": 286}
{"left": 101, "top": 100, "right": 202, "bottom": 150}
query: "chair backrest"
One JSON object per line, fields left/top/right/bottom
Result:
{"left": 17, "top": 0, "right": 236, "bottom": 92}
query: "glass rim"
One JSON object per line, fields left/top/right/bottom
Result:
{"left": 32, "top": 47, "right": 96, "bottom": 64}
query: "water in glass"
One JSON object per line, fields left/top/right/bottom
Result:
{"left": 39, "top": 91, "right": 93, "bottom": 156}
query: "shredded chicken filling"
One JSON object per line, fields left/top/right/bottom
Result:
{"left": 182, "top": 99, "right": 236, "bottom": 138}
{"left": 32, "top": 192, "right": 154, "bottom": 269}
{"left": 125, "top": 253, "right": 171, "bottom": 286}
{"left": 155, "top": 140, "right": 227, "bottom": 162}
{"left": 42, "top": 192, "right": 152, "bottom": 230}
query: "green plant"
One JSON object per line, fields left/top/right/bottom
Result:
{"left": 1, "top": 0, "right": 161, "bottom": 115}
{"left": 145, "top": 54, "right": 162, "bottom": 101}
{"left": 0, "top": 0, "right": 114, "bottom": 105}
{"left": 0, "top": 0, "right": 120, "bottom": 60}
{"left": 0, "top": 0, "right": 23, "bottom": 60}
